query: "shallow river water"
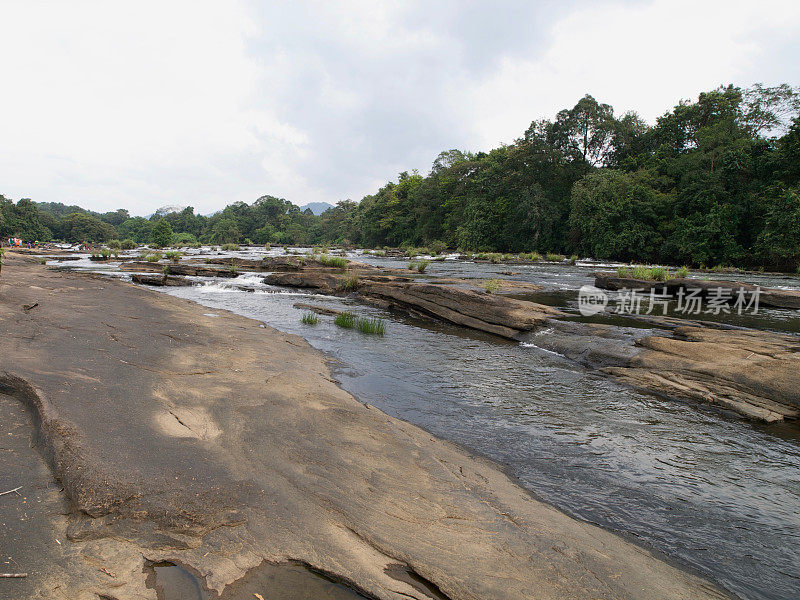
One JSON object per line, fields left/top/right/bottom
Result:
{"left": 66, "top": 250, "right": 800, "bottom": 600}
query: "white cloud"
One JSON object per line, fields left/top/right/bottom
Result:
{"left": 0, "top": 0, "right": 798, "bottom": 215}
{"left": 459, "top": 0, "right": 800, "bottom": 148}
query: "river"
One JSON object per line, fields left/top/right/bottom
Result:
{"left": 62, "top": 248, "right": 800, "bottom": 600}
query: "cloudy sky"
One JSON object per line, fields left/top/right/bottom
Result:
{"left": 1, "top": 0, "right": 798, "bottom": 216}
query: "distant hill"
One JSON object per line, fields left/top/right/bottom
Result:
{"left": 298, "top": 202, "right": 334, "bottom": 215}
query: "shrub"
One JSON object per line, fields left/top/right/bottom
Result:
{"left": 522, "top": 252, "right": 542, "bottom": 261}
{"left": 569, "top": 254, "right": 578, "bottom": 264}
{"left": 301, "top": 312, "right": 318, "bottom": 325}
{"left": 145, "top": 254, "right": 161, "bottom": 263}
{"left": 107, "top": 239, "right": 122, "bottom": 249}
{"left": 356, "top": 316, "right": 386, "bottom": 336}
{"left": 676, "top": 266, "right": 690, "bottom": 278}
{"left": 416, "top": 259, "right": 430, "bottom": 273}
{"left": 164, "top": 250, "right": 181, "bottom": 262}
{"left": 429, "top": 240, "right": 447, "bottom": 255}
{"left": 318, "top": 254, "right": 348, "bottom": 269}
{"left": 172, "top": 232, "right": 198, "bottom": 246}
{"left": 487, "top": 253, "right": 502, "bottom": 264}
{"left": 334, "top": 311, "right": 356, "bottom": 329}
{"left": 372, "top": 250, "right": 386, "bottom": 257}
{"left": 121, "top": 239, "right": 137, "bottom": 250}
{"left": 100, "top": 247, "right": 111, "bottom": 259}
{"left": 545, "top": 253, "right": 566, "bottom": 262}
{"left": 221, "top": 243, "right": 240, "bottom": 251}
{"left": 484, "top": 278, "right": 501, "bottom": 293}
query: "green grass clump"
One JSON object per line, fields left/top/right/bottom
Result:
{"left": 301, "top": 312, "right": 318, "bottom": 325}
{"left": 221, "top": 243, "right": 240, "bottom": 251}
{"left": 318, "top": 254, "right": 348, "bottom": 269}
{"left": 676, "top": 266, "right": 690, "bottom": 278}
{"left": 100, "top": 247, "right": 111, "bottom": 259}
{"left": 483, "top": 278, "right": 501, "bottom": 293}
{"left": 120, "top": 239, "right": 137, "bottom": 250}
{"left": 371, "top": 250, "right": 386, "bottom": 257}
{"left": 355, "top": 316, "right": 386, "bottom": 336}
{"left": 339, "top": 272, "right": 360, "bottom": 291}
{"left": 487, "top": 253, "right": 502, "bottom": 264}
{"left": 145, "top": 254, "right": 161, "bottom": 262}
{"left": 522, "top": 252, "right": 542, "bottom": 261}
{"left": 619, "top": 265, "right": 670, "bottom": 281}
{"left": 334, "top": 311, "right": 356, "bottom": 329}
{"left": 545, "top": 253, "right": 566, "bottom": 262}
{"left": 408, "top": 259, "right": 430, "bottom": 272}
{"left": 164, "top": 250, "right": 181, "bottom": 262}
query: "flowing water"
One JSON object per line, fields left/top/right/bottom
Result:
{"left": 63, "top": 249, "right": 800, "bottom": 600}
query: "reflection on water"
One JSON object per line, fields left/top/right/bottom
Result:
{"left": 65, "top": 249, "right": 800, "bottom": 600}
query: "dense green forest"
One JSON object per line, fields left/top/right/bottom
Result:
{"left": 2, "top": 84, "right": 799, "bottom": 270}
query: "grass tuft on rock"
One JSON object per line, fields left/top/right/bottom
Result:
{"left": 334, "top": 311, "right": 356, "bottom": 329}
{"left": 355, "top": 316, "right": 386, "bottom": 336}
{"left": 483, "top": 278, "right": 501, "bottom": 293}
{"left": 318, "top": 254, "right": 348, "bottom": 269}
{"left": 301, "top": 312, "right": 318, "bottom": 325}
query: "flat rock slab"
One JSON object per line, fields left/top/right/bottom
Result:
{"left": 0, "top": 257, "right": 729, "bottom": 600}
{"left": 605, "top": 326, "right": 800, "bottom": 422}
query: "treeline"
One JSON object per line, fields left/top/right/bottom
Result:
{"left": 2, "top": 83, "right": 799, "bottom": 270}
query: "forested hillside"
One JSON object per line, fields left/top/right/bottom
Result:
{"left": 2, "top": 84, "right": 799, "bottom": 270}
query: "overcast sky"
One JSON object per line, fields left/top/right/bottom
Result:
{"left": 1, "top": 0, "right": 798, "bottom": 216}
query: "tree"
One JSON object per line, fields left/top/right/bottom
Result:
{"left": 756, "top": 186, "right": 800, "bottom": 271}
{"left": 150, "top": 219, "right": 173, "bottom": 247}
{"left": 569, "top": 170, "right": 668, "bottom": 261}
{"left": 60, "top": 212, "right": 116, "bottom": 243}
{"left": 551, "top": 94, "right": 616, "bottom": 166}
{"left": 210, "top": 218, "right": 240, "bottom": 245}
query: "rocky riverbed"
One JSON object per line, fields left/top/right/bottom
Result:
{"left": 0, "top": 254, "right": 730, "bottom": 600}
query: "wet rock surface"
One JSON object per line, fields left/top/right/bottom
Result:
{"left": 0, "top": 256, "right": 728, "bottom": 600}
{"left": 605, "top": 326, "right": 800, "bottom": 422}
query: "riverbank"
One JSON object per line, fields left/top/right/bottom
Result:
{"left": 0, "top": 254, "right": 730, "bottom": 599}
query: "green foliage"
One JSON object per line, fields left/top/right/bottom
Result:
{"left": 4, "top": 82, "right": 799, "bottom": 271}
{"left": 334, "top": 312, "right": 356, "bottom": 329}
{"left": 221, "top": 243, "right": 241, "bottom": 251}
{"left": 172, "top": 232, "right": 198, "bottom": 246}
{"left": 120, "top": 239, "right": 137, "bottom": 250}
{"left": 107, "top": 239, "right": 122, "bottom": 249}
{"left": 150, "top": 219, "right": 173, "bottom": 248}
{"left": 301, "top": 312, "right": 318, "bottom": 325}
{"left": 144, "top": 253, "right": 161, "bottom": 263}
{"left": 676, "top": 266, "right": 690, "bottom": 278}
{"left": 483, "top": 278, "right": 501, "bottom": 293}
{"left": 619, "top": 265, "right": 669, "bottom": 281}
{"left": 545, "top": 253, "right": 566, "bottom": 262}
{"left": 164, "top": 250, "right": 181, "bottom": 262}
{"left": 408, "top": 259, "right": 430, "bottom": 273}
{"left": 355, "top": 316, "right": 386, "bottom": 336}
{"left": 317, "top": 254, "right": 348, "bottom": 269}
{"left": 339, "top": 272, "right": 360, "bottom": 291}
{"left": 100, "top": 247, "right": 111, "bottom": 259}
